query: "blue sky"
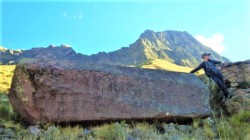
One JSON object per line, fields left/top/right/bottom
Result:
{"left": 1, "top": 0, "right": 249, "bottom": 61}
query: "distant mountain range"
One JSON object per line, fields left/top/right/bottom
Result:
{"left": 0, "top": 30, "right": 230, "bottom": 68}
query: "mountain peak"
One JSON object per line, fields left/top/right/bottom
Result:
{"left": 139, "top": 30, "right": 191, "bottom": 41}
{"left": 140, "top": 29, "right": 155, "bottom": 35}
{"left": 60, "top": 44, "right": 72, "bottom": 48}
{"left": 0, "top": 46, "right": 7, "bottom": 52}
{"left": 46, "top": 44, "right": 72, "bottom": 49}
{"left": 48, "top": 44, "right": 56, "bottom": 48}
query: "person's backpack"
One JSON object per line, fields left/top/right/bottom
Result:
{"left": 205, "top": 61, "right": 220, "bottom": 76}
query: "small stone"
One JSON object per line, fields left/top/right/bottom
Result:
{"left": 230, "top": 83, "right": 239, "bottom": 87}
{"left": 28, "top": 125, "right": 42, "bottom": 136}
{"left": 177, "top": 125, "right": 193, "bottom": 133}
{"left": 222, "top": 71, "right": 231, "bottom": 77}
{"left": 3, "top": 128, "right": 15, "bottom": 139}
{"left": 0, "top": 129, "right": 4, "bottom": 135}
{"left": 164, "top": 123, "right": 177, "bottom": 133}
{"left": 83, "top": 129, "right": 93, "bottom": 135}
{"left": 228, "top": 76, "right": 237, "bottom": 83}
{"left": 227, "top": 73, "right": 236, "bottom": 78}
{"left": 126, "top": 134, "right": 137, "bottom": 140}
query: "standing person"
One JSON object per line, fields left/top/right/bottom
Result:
{"left": 190, "top": 53, "right": 233, "bottom": 100}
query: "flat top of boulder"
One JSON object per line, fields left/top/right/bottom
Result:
{"left": 24, "top": 63, "right": 205, "bottom": 88}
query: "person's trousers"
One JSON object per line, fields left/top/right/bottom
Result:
{"left": 211, "top": 73, "right": 229, "bottom": 97}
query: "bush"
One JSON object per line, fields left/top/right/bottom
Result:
{"left": 213, "top": 111, "right": 250, "bottom": 140}
{"left": 0, "top": 94, "right": 20, "bottom": 122}
{"left": 229, "top": 111, "right": 250, "bottom": 140}
{"left": 93, "top": 122, "right": 127, "bottom": 140}
{"left": 0, "top": 104, "right": 10, "bottom": 119}
{"left": 0, "top": 94, "right": 12, "bottom": 120}
{"left": 131, "top": 122, "right": 162, "bottom": 139}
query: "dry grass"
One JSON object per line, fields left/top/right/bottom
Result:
{"left": 0, "top": 65, "right": 16, "bottom": 94}
{"left": 141, "top": 59, "right": 204, "bottom": 74}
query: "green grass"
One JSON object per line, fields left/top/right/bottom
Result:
{"left": 0, "top": 94, "right": 19, "bottom": 122}
{"left": 93, "top": 121, "right": 128, "bottom": 140}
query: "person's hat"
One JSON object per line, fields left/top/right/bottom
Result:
{"left": 201, "top": 53, "right": 210, "bottom": 58}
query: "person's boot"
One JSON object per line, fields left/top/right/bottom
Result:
{"left": 226, "top": 94, "right": 233, "bottom": 100}
{"left": 223, "top": 89, "right": 233, "bottom": 101}
{"left": 225, "top": 90, "right": 233, "bottom": 100}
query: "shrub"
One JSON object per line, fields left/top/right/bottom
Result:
{"left": 93, "top": 122, "right": 127, "bottom": 140}
{"left": 203, "top": 120, "right": 215, "bottom": 139}
{"left": 213, "top": 111, "right": 250, "bottom": 140}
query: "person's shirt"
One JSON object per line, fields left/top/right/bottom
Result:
{"left": 190, "top": 59, "right": 222, "bottom": 76}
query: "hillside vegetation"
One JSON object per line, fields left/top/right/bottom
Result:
{"left": 0, "top": 65, "right": 15, "bottom": 94}
{"left": 140, "top": 59, "right": 192, "bottom": 73}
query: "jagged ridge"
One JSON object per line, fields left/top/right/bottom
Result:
{"left": 0, "top": 30, "right": 230, "bottom": 67}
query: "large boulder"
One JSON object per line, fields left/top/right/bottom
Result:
{"left": 9, "top": 64, "right": 211, "bottom": 124}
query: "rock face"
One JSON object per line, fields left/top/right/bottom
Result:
{"left": 9, "top": 64, "right": 211, "bottom": 124}
{"left": 221, "top": 60, "right": 250, "bottom": 114}
{"left": 221, "top": 60, "right": 250, "bottom": 89}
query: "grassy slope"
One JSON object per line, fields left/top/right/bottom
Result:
{"left": 0, "top": 65, "right": 15, "bottom": 94}
{"left": 141, "top": 59, "right": 192, "bottom": 72}
{"left": 140, "top": 59, "right": 204, "bottom": 74}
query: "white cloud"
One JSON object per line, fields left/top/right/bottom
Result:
{"left": 62, "top": 12, "right": 68, "bottom": 17}
{"left": 195, "top": 34, "right": 225, "bottom": 54}
{"left": 62, "top": 12, "right": 83, "bottom": 20}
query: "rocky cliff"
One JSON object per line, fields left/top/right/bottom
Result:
{"left": 9, "top": 63, "right": 211, "bottom": 124}
{"left": 222, "top": 60, "right": 250, "bottom": 114}
{"left": 200, "top": 60, "right": 250, "bottom": 116}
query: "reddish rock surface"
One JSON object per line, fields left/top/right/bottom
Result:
{"left": 9, "top": 64, "right": 211, "bottom": 124}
